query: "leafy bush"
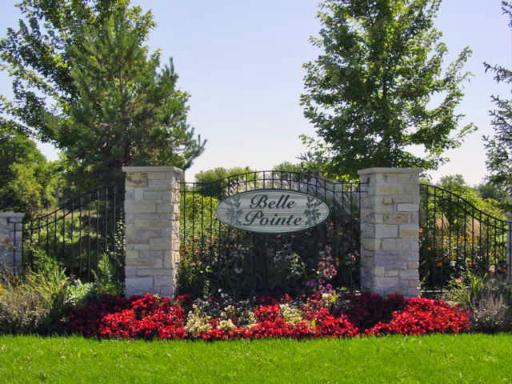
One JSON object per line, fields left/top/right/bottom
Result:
{"left": 0, "top": 257, "right": 70, "bottom": 334}
{"left": 92, "top": 253, "right": 124, "bottom": 296}
{"left": 0, "top": 287, "right": 50, "bottom": 334}
{"left": 471, "top": 293, "right": 510, "bottom": 333}
{"left": 0, "top": 253, "right": 124, "bottom": 335}
{"left": 444, "top": 273, "right": 512, "bottom": 333}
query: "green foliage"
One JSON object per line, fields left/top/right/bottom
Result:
{"left": 443, "top": 271, "right": 487, "bottom": 307}
{"left": 444, "top": 272, "right": 512, "bottom": 333}
{"left": 0, "top": 0, "right": 204, "bottom": 190}
{"left": 0, "top": 124, "right": 58, "bottom": 214}
{"left": 194, "top": 167, "right": 255, "bottom": 198}
{"left": 484, "top": 2, "right": 512, "bottom": 195}
{"left": 477, "top": 181, "right": 512, "bottom": 213}
{"left": 301, "top": 0, "right": 474, "bottom": 178}
{"left": 437, "top": 175, "right": 506, "bottom": 219}
{"left": 0, "top": 248, "right": 123, "bottom": 335}
{"left": 272, "top": 162, "right": 307, "bottom": 174}
{"left": 0, "top": 255, "right": 70, "bottom": 334}
{"left": 0, "top": 287, "right": 51, "bottom": 335}
{"left": 92, "top": 253, "right": 123, "bottom": 296}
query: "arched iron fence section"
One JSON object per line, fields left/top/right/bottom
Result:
{"left": 22, "top": 184, "right": 125, "bottom": 281}
{"left": 420, "top": 183, "right": 511, "bottom": 291}
{"left": 180, "top": 171, "right": 363, "bottom": 297}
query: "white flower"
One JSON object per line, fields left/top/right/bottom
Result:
{"left": 185, "top": 304, "right": 211, "bottom": 337}
{"left": 218, "top": 319, "right": 236, "bottom": 331}
{"left": 280, "top": 304, "right": 303, "bottom": 324}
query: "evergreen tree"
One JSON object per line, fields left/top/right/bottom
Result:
{"left": 0, "top": 0, "right": 204, "bottom": 189}
{"left": 301, "top": 0, "right": 474, "bottom": 178}
{"left": 484, "top": 1, "right": 512, "bottom": 194}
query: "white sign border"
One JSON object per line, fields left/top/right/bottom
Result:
{"left": 215, "top": 188, "right": 331, "bottom": 234}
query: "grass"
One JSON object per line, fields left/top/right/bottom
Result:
{"left": 0, "top": 334, "right": 511, "bottom": 383}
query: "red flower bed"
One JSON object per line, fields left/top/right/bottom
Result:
{"left": 66, "top": 293, "right": 471, "bottom": 340}
{"left": 98, "top": 295, "right": 187, "bottom": 339}
{"left": 367, "top": 298, "right": 471, "bottom": 336}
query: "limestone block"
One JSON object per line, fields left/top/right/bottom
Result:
{"left": 126, "top": 172, "right": 148, "bottom": 188}
{"left": 136, "top": 268, "right": 174, "bottom": 277}
{"left": 381, "top": 238, "right": 415, "bottom": 251}
{"left": 382, "top": 213, "right": 411, "bottom": 224}
{"left": 149, "top": 238, "right": 171, "bottom": 251}
{"left": 125, "top": 277, "right": 153, "bottom": 292}
{"left": 125, "top": 201, "right": 156, "bottom": 214}
{"left": 375, "top": 224, "right": 398, "bottom": 238}
{"left": 399, "top": 224, "right": 419, "bottom": 238}
{"left": 375, "top": 185, "right": 401, "bottom": 195}
{"left": 396, "top": 203, "right": 419, "bottom": 212}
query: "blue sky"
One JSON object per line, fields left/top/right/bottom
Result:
{"left": 0, "top": 0, "right": 510, "bottom": 184}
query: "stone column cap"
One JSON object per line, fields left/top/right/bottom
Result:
{"left": 0, "top": 212, "right": 25, "bottom": 218}
{"left": 122, "top": 166, "right": 184, "bottom": 176}
{"left": 358, "top": 167, "right": 421, "bottom": 176}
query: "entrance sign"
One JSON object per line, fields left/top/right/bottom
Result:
{"left": 216, "top": 189, "right": 330, "bottom": 233}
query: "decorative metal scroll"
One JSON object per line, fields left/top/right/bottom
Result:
{"left": 180, "top": 171, "right": 363, "bottom": 296}
{"left": 22, "top": 184, "right": 125, "bottom": 281}
{"left": 420, "top": 183, "right": 511, "bottom": 291}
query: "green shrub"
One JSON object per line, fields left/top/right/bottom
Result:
{"left": 444, "top": 272, "right": 512, "bottom": 333}
{"left": 0, "top": 252, "right": 122, "bottom": 335}
{"left": 0, "top": 287, "right": 50, "bottom": 334}
{"left": 92, "top": 253, "right": 123, "bottom": 296}
{"left": 471, "top": 293, "right": 510, "bottom": 333}
{"left": 0, "top": 256, "right": 71, "bottom": 334}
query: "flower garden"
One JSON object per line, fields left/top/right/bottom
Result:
{"left": 66, "top": 292, "right": 470, "bottom": 340}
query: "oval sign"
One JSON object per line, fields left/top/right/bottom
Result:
{"left": 216, "top": 189, "right": 330, "bottom": 233}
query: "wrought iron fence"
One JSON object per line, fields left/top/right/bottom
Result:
{"left": 180, "top": 171, "right": 363, "bottom": 297}
{"left": 420, "top": 183, "right": 511, "bottom": 291}
{"left": 22, "top": 184, "right": 125, "bottom": 281}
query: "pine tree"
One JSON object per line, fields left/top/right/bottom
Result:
{"left": 485, "top": 1, "right": 512, "bottom": 194}
{"left": 0, "top": 0, "right": 204, "bottom": 189}
{"left": 301, "top": 0, "right": 474, "bottom": 178}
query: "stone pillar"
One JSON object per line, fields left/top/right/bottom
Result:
{"left": 358, "top": 168, "right": 420, "bottom": 297}
{"left": 123, "top": 166, "right": 182, "bottom": 297}
{"left": 0, "top": 212, "right": 24, "bottom": 274}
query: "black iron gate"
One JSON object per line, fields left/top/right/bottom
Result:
{"left": 420, "top": 183, "right": 511, "bottom": 291}
{"left": 22, "top": 184, "right": 125, "bottom": 281}
{"left": 179, "top": 171, "right": 362, "bottom": 297}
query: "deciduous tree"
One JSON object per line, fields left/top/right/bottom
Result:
{"left": 301, "top": 0, "right": 474, "bottom": 178}
{"left": 0, "top": 124, "right": 57, "bottom": 214}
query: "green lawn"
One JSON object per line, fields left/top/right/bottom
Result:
{"left": 0, "top": 334, "right": 511, "bottom": 383}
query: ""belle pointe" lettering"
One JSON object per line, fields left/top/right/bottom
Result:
{"left": 216, "top": 189, "right": 330, "bottom": 233}
{"left": 243, "top": 194, "right": 301, "bottom": 226}
{"left": 249, "top": 194, "right": 295, "bottom": 210}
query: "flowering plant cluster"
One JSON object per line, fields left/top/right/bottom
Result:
{"left": 66, "top": 291, "right": 471, "bottom": 340}
{"left": 367, "top": 297, "right": 472, "bottom": 335}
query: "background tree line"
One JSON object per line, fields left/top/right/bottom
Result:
{"left": 0, "top": 0, "right": 510, "bottom": 217}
